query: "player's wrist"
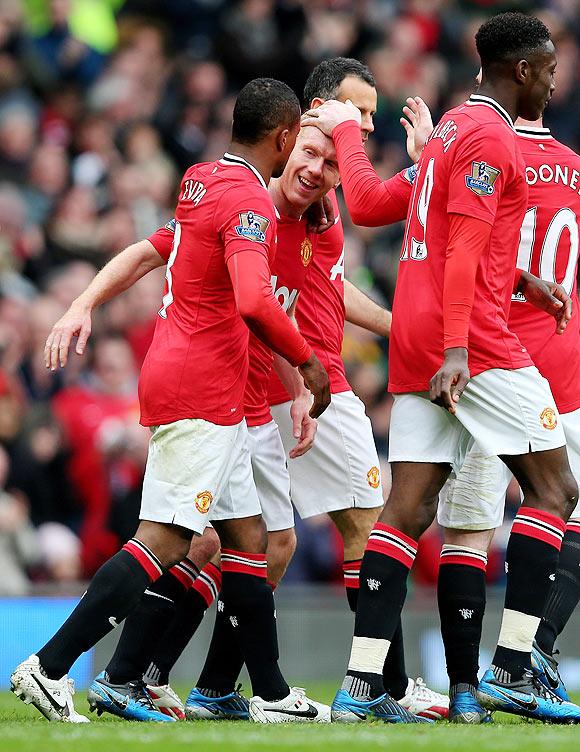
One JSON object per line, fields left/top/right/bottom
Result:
{"left": 443, "top": 345, "right": 468, "bottom": 360}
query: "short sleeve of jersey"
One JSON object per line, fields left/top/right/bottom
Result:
{"left": 147, "top": 219, "right": 176, "bottom": 262}
{"left": 217, "top": 186, "right": 277, "bottom": 264}
{"left": 447, "top": 126, "right": 514, "bottom": 225}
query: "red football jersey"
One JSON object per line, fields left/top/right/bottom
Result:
{"left": 510, "top": 127, "right": 580, "bottom": 414}
{"left": 245, "top": 214, "right": 314, "bottom": 426}
{"left": 285, "top": 189, "right": 350, "bottom": 397}
{"left": 141, "top": 153, "right": 276, "bottom": 426}
{"left": 389, "top": 94, "right": 532, "bottom": 393}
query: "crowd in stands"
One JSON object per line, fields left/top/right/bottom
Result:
{"left": 0, "top": 0, "right": 578, "bottom": 592}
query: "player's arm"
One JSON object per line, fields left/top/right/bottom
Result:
{"left": 227, "top": 250, "right": 330, "bottom": 418}
{"left": 344, "top": 280, "right": 391, "bottom": 337}
{"left": 429, "top": 214, "right": 492, "bottom": 413}
{"left": 45, "top": 239, "right": 165, "bottom": 370}
{"left": 514, "top": 270, "right": 571, "bottom": 335}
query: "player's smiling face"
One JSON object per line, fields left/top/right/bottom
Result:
{"left": 520, "top": 40, "right": 557, "bottom": 121}
{"left": 335, "top": 75, "right": 377, "bottom": 142}
{"left": 280, "top": 126, "right": 339, "bottom": 211}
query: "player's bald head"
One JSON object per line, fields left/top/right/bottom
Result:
{"left": 231, "top": 78, "right": 301, "bottom": 145}
{"left": 476, "top": 12, "right": 552, "bottom": 70}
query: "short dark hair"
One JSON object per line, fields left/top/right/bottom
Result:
{"left": 303, "top": 57, "right": 375, "bottom": 108}
{"left": 475, "top": 12, "right": 551, "bottom": 68}
{"left": 232, "top": 78, "right": 300, "bottom": 145}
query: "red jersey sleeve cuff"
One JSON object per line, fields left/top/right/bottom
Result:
{"left": 512, "top": 267, "right": 523, "bottom": 292}
{"left": 332, "top": 119, "right": 361, "bottom": 140}
{"left": 292, "top": 343, "right": 313, "bottom": 368}
{"left": 443, "top": 337, "right": 469, "bottom": 350}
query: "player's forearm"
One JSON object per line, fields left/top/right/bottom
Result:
{"left": 344, "top": 280, "right": 391, "bottom": 337}
{"left": 332, "top": 121, "right": 411, "bottom": 227}
{"left": 228, "top": 251, "right": 312, "bottom": 367}
{"left": 443, "top": 215, "right": 492, "bottom": 349}
{"left": 74, "top": 240, "right": 163, "bottom": 311}
{"left": 272, "top": 353, "right": 309, "bottom": 400}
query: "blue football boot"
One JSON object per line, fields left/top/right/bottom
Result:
{"left": 449, "top": 687, "right": 493, "bottom": 724}
{"left": 477, "top": 668, "right": 580, "bottom": 723}
{"left": 331, "top": 688, "right": 433, "bottom": 723}
{"left": 184, "top": 686, "right": 250, "bottom": 720}
{"left": 87, "top": 671, "right": 174, "bottom": 722}
{"left": 531, "top": 642, "right": 570, "bottom": 702}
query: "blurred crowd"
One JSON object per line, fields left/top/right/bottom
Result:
{"left": 0, "top": 0, "right": 578, "bottom": 593}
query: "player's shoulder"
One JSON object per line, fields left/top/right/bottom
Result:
{"left": 517, "top": 128, "right": 580, "bottom": 163}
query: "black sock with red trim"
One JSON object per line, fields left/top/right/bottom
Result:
{"left": 37, "top": 539, "right": 163, "bottom": 680}
{"left": 220, "top": 549, "right": 288, "bottom": 701}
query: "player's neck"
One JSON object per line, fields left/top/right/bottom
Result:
{"left": 228, "top": 142, "right": 273, "bottom": 185}
{"left": 269, "top": 177, "right": 303, "bottom": 219}
{"left": 475, "top": 82, "right": 518, "bottom": 123}
{"left": 515, "top": 117, "right": 544, "bottom": 129}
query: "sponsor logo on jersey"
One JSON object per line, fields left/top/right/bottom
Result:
{"left": 300, "top": 237, "right": 313, "bottom": 267}
{"left": 235, "top": 211, "right": 270, "bottom": 243}
{"left": 540, "top": 407, "right": 558, "bottom": 430}
{"left": 367, "top": 466, "right": 380, "bottom": 489}
{"left": 466, "top": 161, "right": 500, "bottom": 196}
{"left": 195, "top": 491, "right": 213, "bottom": 513}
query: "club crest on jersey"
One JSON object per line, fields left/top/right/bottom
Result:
{"left": 540, "top": 407, "right": 558, "bottom": 430}
{"left": 466, "top": 161, "right": 500, "bottom": 196}
{"left": 300, "top": 237, "right": 313, "bottom": 267}
{"left": 367, "top": 466, "right": 381, "bottom": 489}
{"left": 195, "top": 491, "right": 213, "bottom": 513}
{"left": 235, "top": 211, "right": 270, "bottom": 243}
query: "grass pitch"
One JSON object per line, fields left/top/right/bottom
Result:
{"left": 1, "top": 684, "right": 578, "bottom": 752}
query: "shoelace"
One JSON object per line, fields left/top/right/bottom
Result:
{"left": 127, "top": 680, "right": 157, "bottom": 709}
{"left": 524, "top": 670, "right": 563, "bottom": 705}
{"left": 413, "top": 677, "right": 441, "bottom": 701}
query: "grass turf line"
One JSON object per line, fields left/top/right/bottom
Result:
{"left": 1, "top": 685, "right": 578, "bottom": 752}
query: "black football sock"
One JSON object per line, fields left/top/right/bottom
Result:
{"left": 106, "top": 559, "right": 199, "bottom": 684}
{"left": 437, "top": 544, "right": 488, "bottom": 690}
{"left": 535, "top": 521, "right": 580, "bottom": 655}
{"left": 220, "top": 549, "right": 289, "bottom": 701}
{"left": 196, "top": 595, "right": 245, "bottom": 695}
{"left": 37, "top": 539, "right": 163, "bottom": 680}
{"left": 492, "top": 507, "right": 565, "bottom": 683}
{"left": 342, "top": 556, "right": 408, "bottom": 699}
{"left": 145, "top": 562, "right": 222, "bottom": 686}
{"left": 343, "top": 524, "right": 417, "bottom": 700}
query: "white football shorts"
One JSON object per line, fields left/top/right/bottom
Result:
{"left": 270, "top": 390, "right": 384, "bottom": 518}
{"left": 140, "top": 418, "right": 261, "bottom": 535}
{"left": 389, "top": 366, "right": 565, "bottom": 472}
{"left": 211, "top": 420, "right": 295, "bottom": 531}
{"left": 439, "top": 406, "right": 580, "bottom": 530}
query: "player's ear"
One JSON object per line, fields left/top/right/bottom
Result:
{"left": 310, "top": 97, "right": 325, "bottom": 110}
{"left": 515, "top": 58, "right": 530, "bottom": 86}
{"left": 276, "top": 127, "right": 290, "bottom": 153}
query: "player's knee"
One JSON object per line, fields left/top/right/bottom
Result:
{"left": 381, "top": 493, "right": 437, "bottom": 540}
{"left": 187, "top": 526, "right": 221, "bottom": 568}
{"left": 560, "top": 471, "right": 579, "bottom": 520}
{"left": 539, "top": 470, "right": 579, "bottom": 520}
{"left": 267, "top": 528, "right": 296, "bottom": 584}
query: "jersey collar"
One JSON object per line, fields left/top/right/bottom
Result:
{"left": 219, "top": 152, "right": 268, "bottom": 189}
{"left": 466, "top": 94, "right": 514, "bottom": 130}
{"left": 514, "top": 125, "right": 553, "bottom": 140}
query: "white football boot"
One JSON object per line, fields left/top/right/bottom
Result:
{"left": 11, "top": 655, "right": 89, "bottom": 723}
{"left": 249, "top": 686, "right": 330, "bottom": 724}
{"left": 146, "top": 683, "right": 186, "bottom": 720}
{"left": 397, "top": 677, "right": 449, "bottom": 720}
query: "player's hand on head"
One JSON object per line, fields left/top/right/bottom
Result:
{"left": 301, "top": 99, "right": 361, "bottom": 137}
{"left": 298, "top": 353, "right": 331, "bottom": 418}
{"left": 429, "top": 347, "right": 470, "bottom": 414}
{"left": 517, "top": 271, "right": 571, "bottom": 335}
{"left": 306, "top": 194, "right": 335, "bottom": 234}
{"left": 44, "top": 304, "right": 92, "bottom": 371}
{"left": 400, "top": 96, "right": 434, "bottom": 164}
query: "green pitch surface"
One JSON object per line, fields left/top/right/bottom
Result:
{"left": 1, "top": 685, "right": 578, "bottom": 752}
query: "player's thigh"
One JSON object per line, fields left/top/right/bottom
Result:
{"left": 271, "top": 392, "right": 383, "bottom": 518}
{"left": 248, "top": 420, "right": 295, "bottom": 533}
{"left": 562, "top": 408, "right": 580, "bottom": 520}
{"left": 387, "top": 393, "right": 464, "bottom": 537}
{"left": 140, "top": 418, "right": 245, "bottom": 536}
{"left": 438, "top": 442, "right": 511, "bottom": 532}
